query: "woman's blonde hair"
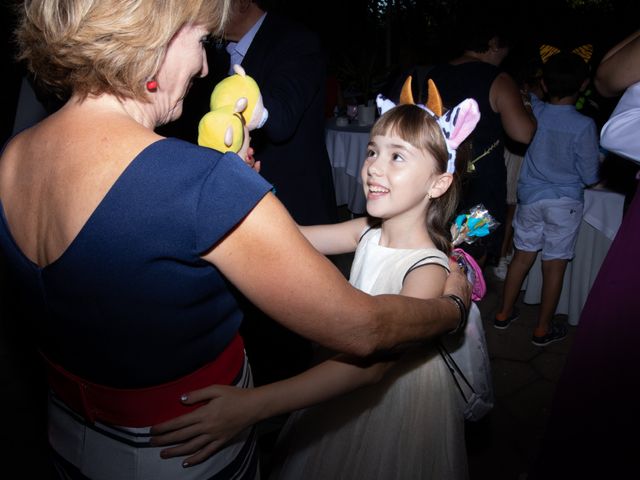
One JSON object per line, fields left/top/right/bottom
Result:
{"left": 370, "top": 104, "right": 470, "bottom": 254}
{"left": 15, "top": 0, "right": 231, "bottom": 101}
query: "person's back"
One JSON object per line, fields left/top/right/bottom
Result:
{"left": 518, "top": 52, "right": 600, "bottom": 205}
{"left": 0, "top": 121, "right": 264, "bottom": 388}
{"left": 427, "top": 14, "right": 535, "bottom": 265}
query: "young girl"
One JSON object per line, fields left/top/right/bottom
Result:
{"left": 152, "top": 81, "right": 480, "bottom": 479}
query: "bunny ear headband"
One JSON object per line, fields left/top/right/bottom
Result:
{"left": 540, "top": 44, "right": 593, "bottom": 64}
{"left": 376, "top": 77, "right": 481, "bottom": 174}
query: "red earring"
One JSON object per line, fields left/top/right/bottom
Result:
{"left": 146, "top": 80, "right": 158, "bottom": 92}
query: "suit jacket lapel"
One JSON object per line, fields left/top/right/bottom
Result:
{"left": 240, "top": 13, "right": 274, "bottom": 82}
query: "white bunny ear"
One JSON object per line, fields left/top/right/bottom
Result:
{"left": 438, "top": 98, "right": 481, "bottom": 150}
{"left": 376, "top": 94, "right": 397, "bottom": 116}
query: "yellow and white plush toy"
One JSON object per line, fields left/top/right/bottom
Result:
{"left": 198, "top": 64, "right": 269, "bottom": 153}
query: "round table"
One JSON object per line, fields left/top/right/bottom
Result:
{"left": 325, "top": 118, "right": 372, "bottom": 215}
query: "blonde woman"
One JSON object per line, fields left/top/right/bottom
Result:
{"left": 0, "top": 1, "right": 470, "bottom": 478}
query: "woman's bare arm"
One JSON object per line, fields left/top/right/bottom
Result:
{"left": 204, "top": 194, "right": 467, "bottom": 356}
{"left": 595, "top": 30, "right": 640, "bottom": 97}
{"left": 299, "top": 217, "right": 369, "bottom": 255}
{"left": 152, "top": 250, "right": 453, "bottom": 465}
{"left": 490, "top": 72, "right": 537, "bottom": 144}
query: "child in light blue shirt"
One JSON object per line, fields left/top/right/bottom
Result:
{"left": 495, "top": 51, "right": 600, "bottom": 346}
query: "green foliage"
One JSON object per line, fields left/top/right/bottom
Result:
{"left": 566, "top": 0, "right": 614, "bottom": 11}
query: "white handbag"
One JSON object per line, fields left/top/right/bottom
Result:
{"left": 438, "top": 303, "right": 494, "bottom": 421}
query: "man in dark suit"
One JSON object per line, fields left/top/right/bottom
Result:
{"left": 223, "top": 0, "right": 337, "bottom": 226}
{"left": 168, "top": 0, "right": 337, "bottom": 226}
{"left": 163, "top": 0, "right": 338, "bottom": 387}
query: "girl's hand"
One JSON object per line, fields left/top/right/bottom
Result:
{"left": 150, "top": 385, "right": 259, "bottom": 467}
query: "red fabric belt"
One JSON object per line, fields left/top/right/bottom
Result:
{"left": 42, "top": 334, "right": 244, "bottom": 427}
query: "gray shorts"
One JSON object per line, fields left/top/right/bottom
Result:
{"left": 513, "top": 197, "right": 583, "bottom": 260}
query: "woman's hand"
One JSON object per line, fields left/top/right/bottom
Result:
{"left": 150, "top": 385, "right": 260, "bottom": 467}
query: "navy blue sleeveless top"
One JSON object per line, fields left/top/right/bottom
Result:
{"left": 0, "top": 138, "right": 272, "bottom": 388}
{"left": 429, "top": 61, "right": 508, "bottom": 230}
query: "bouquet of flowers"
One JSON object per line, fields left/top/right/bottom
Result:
{"left": 450, "top": 205, "right": 499, "bottom": 301}
{"left": 451, "top": 204, "right": 499, "bottom": 247}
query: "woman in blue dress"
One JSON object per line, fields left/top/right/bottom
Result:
{"left": 0, "top": 1, "right": 470, "bottom": 478}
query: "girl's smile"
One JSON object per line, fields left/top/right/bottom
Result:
{"left": 362, "top": 134, "right": 437, "bottom": 222}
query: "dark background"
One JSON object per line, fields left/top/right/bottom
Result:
{"left": 2, "top": 0, "right": 639, "bottom": 143}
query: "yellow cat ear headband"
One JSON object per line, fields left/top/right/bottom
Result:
{"left": 539, "top": 44, "right": 593, "bottom": 64}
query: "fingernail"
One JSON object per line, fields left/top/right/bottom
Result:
{"left": 182, "top": 461, "right": 190, "bottom": 468}
{"left": 180, "top": 394, "right": 188, "bottom": 402}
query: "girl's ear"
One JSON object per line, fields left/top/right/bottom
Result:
{"left": 429, "top": 173, "right": 453, "bottom": 199}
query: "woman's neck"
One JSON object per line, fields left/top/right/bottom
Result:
{"left": 67, "top": 93, "right": 157, "bottom": 130}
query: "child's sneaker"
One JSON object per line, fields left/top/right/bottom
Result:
{"left": 531, "top": 321, "right": 568, "bottom": 347}
{"left": 491, "top": 256, "right": 509, "bottom": 281}
{"left": 494, "top": 307, "right": 519, "bottom": 329}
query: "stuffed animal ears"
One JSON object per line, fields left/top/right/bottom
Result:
{"left": 540, "top": 44, "right": 593, "bottom": 63}
{"left": 399, "top": 76, "right": 444, "bottom": 116}
{"left": 234, "top": 97, "right": 248, "bottom": 115}
{"left": 232, "top": 64, "right": 247, "bottom": 77}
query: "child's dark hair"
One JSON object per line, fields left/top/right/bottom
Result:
{"left": 370, "top": 104, "right": 469, "bottom": 254}
{"left": 542, "top": 52, "right": 590, "bottom": 99}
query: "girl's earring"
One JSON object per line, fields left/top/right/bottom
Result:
{"left": 146, "top": 80, "right": 158, "bottom": 92}
{"left": 427, "top": 192, "right": 433, "bottom": 200}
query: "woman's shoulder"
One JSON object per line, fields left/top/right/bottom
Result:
{"left": 149, "top": 137, "right": 222, "bottom": 162}
{"left": 141, "top": 138, "right": 247, "bottom": 176}
{"left": 127, "top": 138, "right": 271, "bottom": 201}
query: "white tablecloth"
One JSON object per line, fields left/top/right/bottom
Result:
{"left": 325, "top": 119, "right": 371, "bottom": 214}
{"left": 522, "top": 188, "right": 625, "bottom": 325}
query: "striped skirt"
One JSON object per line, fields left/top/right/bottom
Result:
{"left": 48, "top": 357, "right": 259, "bottom": 480}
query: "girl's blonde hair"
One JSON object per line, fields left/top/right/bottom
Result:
{"left": 370, "top": 104, "right": 470, "bottom": 254}
{"left": 15, "top": 0, "right": 231, "bottom": 101}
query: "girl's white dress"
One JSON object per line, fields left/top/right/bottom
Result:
{"left": 269, "top": 227, "right": 468, "bottom": 480}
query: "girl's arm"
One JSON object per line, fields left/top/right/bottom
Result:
{"left": 204, "top": 194, "right": 465, "bottom": 357}
{"left": 151, "top": 260, "right": 450, "bottom": 466}
{"left": 151, "top": 353, "right": 395, "bottom": 465}
{"left": 298, "top": 216, "right": 370, "bottom": 255}
{"left": 401, "top": 263, "right": 449, "bottom": 300}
